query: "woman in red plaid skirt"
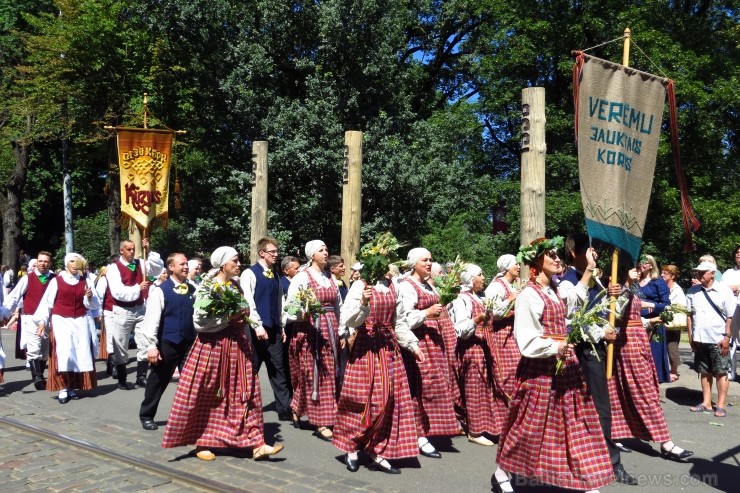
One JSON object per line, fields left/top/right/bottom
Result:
{"left": 285, "top": 240, "right": 342, "bottom": 441}
{"left": 334, "top": 273, "right": 418, "bottom": 473}
{"left": 606, "top": 269, "right": 693, "bottom": 461}
{"left": 494, "top": 238, "right": 614, "bottom": 493}
{"left": 396, "top": 248, "right": 461, "bottom": 459}
{"left": 483, "top": 254, "right": 522, "bottom": 409}
{"left": 161, "top": 247, "right": 283, "bottom": 461}
{"left": 449, "top": 264, "right": 505, "bottom": 446}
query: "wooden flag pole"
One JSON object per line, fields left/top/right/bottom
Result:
{"left": 606, "top": 28, "right": 631, "bottom": 379}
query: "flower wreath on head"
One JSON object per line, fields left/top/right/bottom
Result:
{"left": 516, "top": 236, "right": 565, "bottom": 266}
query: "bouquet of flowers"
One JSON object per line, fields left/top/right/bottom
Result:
{"left": 285, "top": 285, "right": 325, "bottom": 322}
{"left": 556, "top": 289, "right": 611, "bottom": 374}
{"left": 434, "top": 256, "right": 466, "bottom": 306}
{"left": 194, "top": 276, "right": 254, "bottom": 325}
{"left": 359, "top": 232, "right": 405, "bottom": 284}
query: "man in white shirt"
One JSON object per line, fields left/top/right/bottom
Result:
{"left": 721, "top": 245, "right": 740, "bottom": 380}
{"left": 687, "top": 261, "right": 735, "bottom": 418}
{"left": 240, "top": 237, "right": 291, "bottom": 421}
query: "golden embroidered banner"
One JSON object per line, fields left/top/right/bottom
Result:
{"left": 573, "top": 53, "right": 668, "bottom": 263}
{"left": 116, "top": 128, "right": 173, "bottom": 232}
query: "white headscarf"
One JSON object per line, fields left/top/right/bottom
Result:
{"left": 304, "top": 240, "right": 326, "bottom": 262}
{"left": 64, "top": 252, "right": 83, "bottom": 267}
{"left": 188, "top": 259, "right": 201, "bottom": 270}
{"left": 460, "top": 264, "right": 482, "bottom": 290}
{"left": 147, "top": 251, "right": 165, "bottom": 278}
{"left": 210, "top": 246, "right": 238, "bottom": 269}
{"left": 28, "top": 259, "right": 37, "bottom": 271}
{"left": 495, "top": 254, "right": 517, "bottom": 279}
{"left": 407, "top": 248, "right": 431, "bottom": 270}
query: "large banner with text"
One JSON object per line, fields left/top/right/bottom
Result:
{"left": 116, "top": 128, "right": 173, "bottom": 233}
{"left": 574, "top": 53, "right": 667, "bottom": 262}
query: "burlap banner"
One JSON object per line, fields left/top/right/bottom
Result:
{"left": 116, "top": 128, "right": 173, "bottom": 233}
{"left": 574, "top": 53, "right": 668, "bottom": 262}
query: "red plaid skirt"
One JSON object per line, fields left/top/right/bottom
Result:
{"left": 489, "top": 319, "right": 521, "bottom": 399}
{"left": 162, "top": 322, "right": 264, "bottom": 449}
{"left": 333, "top": 326, "right": 418, "bottom": 458}
{"left": 289, "top": 310, "right": 339, "bottom": 427}
{"left": 609, "top": 319, "right": 670, "bottom": 442}
{"left": 456, "top": 330, "right": 501, "bottom": 436}
{"left": 402, "top": 323, "right": 461, "bottom": 437}
{"left": 497, "top": 356, "right": 614, "bottom": 490}
{"left": 437, "top": 310, "right": 464, "bottom": 419}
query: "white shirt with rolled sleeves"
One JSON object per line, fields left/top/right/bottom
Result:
{"left": 284, "top": 269, "right": 341, "bottom": 324}
{"left": 686, "top": 282, "right": 735, "bottom": 344}
{"left": 394, "top": 277, "right": 437, "bottom": 354}
{"left": 449, "top": 290, "right": 480, "bottom": 340}
{"left": 557, "top": 268, "right": 608, "bottom": 344}
{"left": 106, "top": 259, "right": 145, "bottom": 303}
{"left": 483, "top": 277, "right": 516, "bottom": 319}
{"left": 338, "top": 280, "right": 374, "bottom": 338}
{"left": 512, "top": 285, "right": 561, "bottom": 359}
{"left": 139, "top": 279, "right": 192, "bottom": 351}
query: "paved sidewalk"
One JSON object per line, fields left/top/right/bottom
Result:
{"left": 1, "top": 328, "right": 738, "bottom": 492}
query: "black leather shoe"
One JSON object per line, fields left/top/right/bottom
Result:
{"left": 419, "top": 447, "right": 442, "bottom": 459}
{"left": 135, "top": 376, "right": 147, "bottom": 387}
{"left": 613, "top": 464, "right": 638, "bottom": 485}
{"left": 345, "top": 454, "right": 359, "bottom": 472}
{"left": 313, "top": 428, "right": 333, "bottom": 442}
{"left": 615, "top": 442, "right": 633, "bottom": 453}
{"left": 141, "top": 419, "right": 158, "bottom": 431}
{"left": 58, "top": 391, "right": 70, "bottom": 404}
{"left": 369, "top": 460, "right": 401, "bottom": 474}
{"left": 661, "top": 446, "right": 693, "bottom": 461}
{"left": 68, "top": 390, "right": 81, "bottom": 400}
{"left": 117, "top": 382, "right": 130, "bottom": 390}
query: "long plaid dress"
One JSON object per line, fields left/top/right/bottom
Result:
{"left": 497, "top": 281, "right": 614, "bottom": 491}
{"left": 437, "top": 305, "right": 464, "bottom": 422}
{"left": 489, "top": 278, "right": 522, "bottom": 402}
{"left": 454, "top": 292, "right": 503, "bottom": 436}
{"left": 161, "top": 317, "right": 265, "bottom": 450}
{"left": 400, "top": 278, "right": 461, "bottom": 437}
{"left": 333, "top": 285, "right": 418, "bottom": 459}
{"left": 289, "top": 271, "right": 340, "bottom": 427}
{"left": 608, "top": 293, "right": 671, "bottom": 442}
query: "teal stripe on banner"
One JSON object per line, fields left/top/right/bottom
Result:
{"left": 585, "top": 219, "right": 642, "bottom": 264}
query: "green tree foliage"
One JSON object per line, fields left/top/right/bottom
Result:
{"left": 0, "top": 0, "right": 737, "bottom": 280}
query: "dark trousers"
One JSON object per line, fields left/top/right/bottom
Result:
{"left": 576, "top": 342, "right": 620, "bottom": 468}
{"left": 252, "top": 325, "right": 292, "bottom": 415}
{"left": 139, "top": 339, "right": 192, "bottom": 421}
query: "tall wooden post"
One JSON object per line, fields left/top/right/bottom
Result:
{"left": 250, "top": 141, "right": 269, "bottom": 263}
{"left": 341, "top": 131, "right": 362, "bottom": 282}
{"left": 519, "top": 87, "right": 547, "bottom": 282}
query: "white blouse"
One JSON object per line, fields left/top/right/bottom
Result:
{"left": 512, "top": 285, "right": 560, "bottom": 359}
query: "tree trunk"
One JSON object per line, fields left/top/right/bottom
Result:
{"left": 107, "top": 138, "right": 121, "bottom": 256}
{"left": 3, "top": 138, "right": 30, "bottom": 272}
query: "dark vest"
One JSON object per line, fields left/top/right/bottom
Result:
{"left": 112, "top": 260, "right": 145, "bottom": 307}
{"left": 51, "top": 277, "right": 86, "bottom": 318}
{"left": 561, "top": 267, "right": 604, "bottom": 309}
{"left": 249, "top": 263, "right": 280, "bottom": 329}
{"left": 23, "top": 271, "right": 55, "bottom": 315}
{"left": 158, "top": 278, "right": 196, "bottom": 345}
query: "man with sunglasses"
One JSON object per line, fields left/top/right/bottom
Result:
{"left": 241, "top": 237, "right": 292, "bottom": 421}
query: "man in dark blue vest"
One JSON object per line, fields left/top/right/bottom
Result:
{"left": 138, "top": 253, "right": 196, "bottom": 430}
{"left": 241, "top": 237, "right": 292, "bottom": 421}
{"left": 559, "top": 233, "right": 636, "bottom": 485}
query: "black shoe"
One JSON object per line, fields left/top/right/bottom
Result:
{"left": 106, "top": 355, "right": 113, "bottom": 377}
{"left": 613, "top": 464, "right": 638, "bottom": 485}
{"left": 368, "top": 459, "right": 401, "bottom": 474}
{"left": 491, "top": 478, "right": 512, "bottom": 493}
{"left": 111, "top": 365, "right": 118, "bottom": 379}
{"left": 277, "top": 411, "right": 292, "bottom": 422}
{"left": 117, "top": 382, "right": 130, "bottom": 390}
{"left": 345, "top": 454, "right": 359, "bottom": 472}
{"left": 313, "top": 428, "right": 333, "bottom": 442}
{"left": 135, "top": 376, "right": 147, "bottom": 387}
{"left": 419, "top": 447, "right": 442, "bottom": 459}
{"left": 615, "top": 442, "right": 633, "bottom": 453}
{"left": 141, "top": 419, "right": 158, "bottom": 431}
{"left": 116, "top": 364, "right": 128, "bottom": 389}
{"left": 660, "top": 446, "right": 694, "bottom": 461}
{"left": 57, "top": 391, "right": 70, "bottom": 404}
{"left": 68, "top": 390, "right": 81, "bottom": 400}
